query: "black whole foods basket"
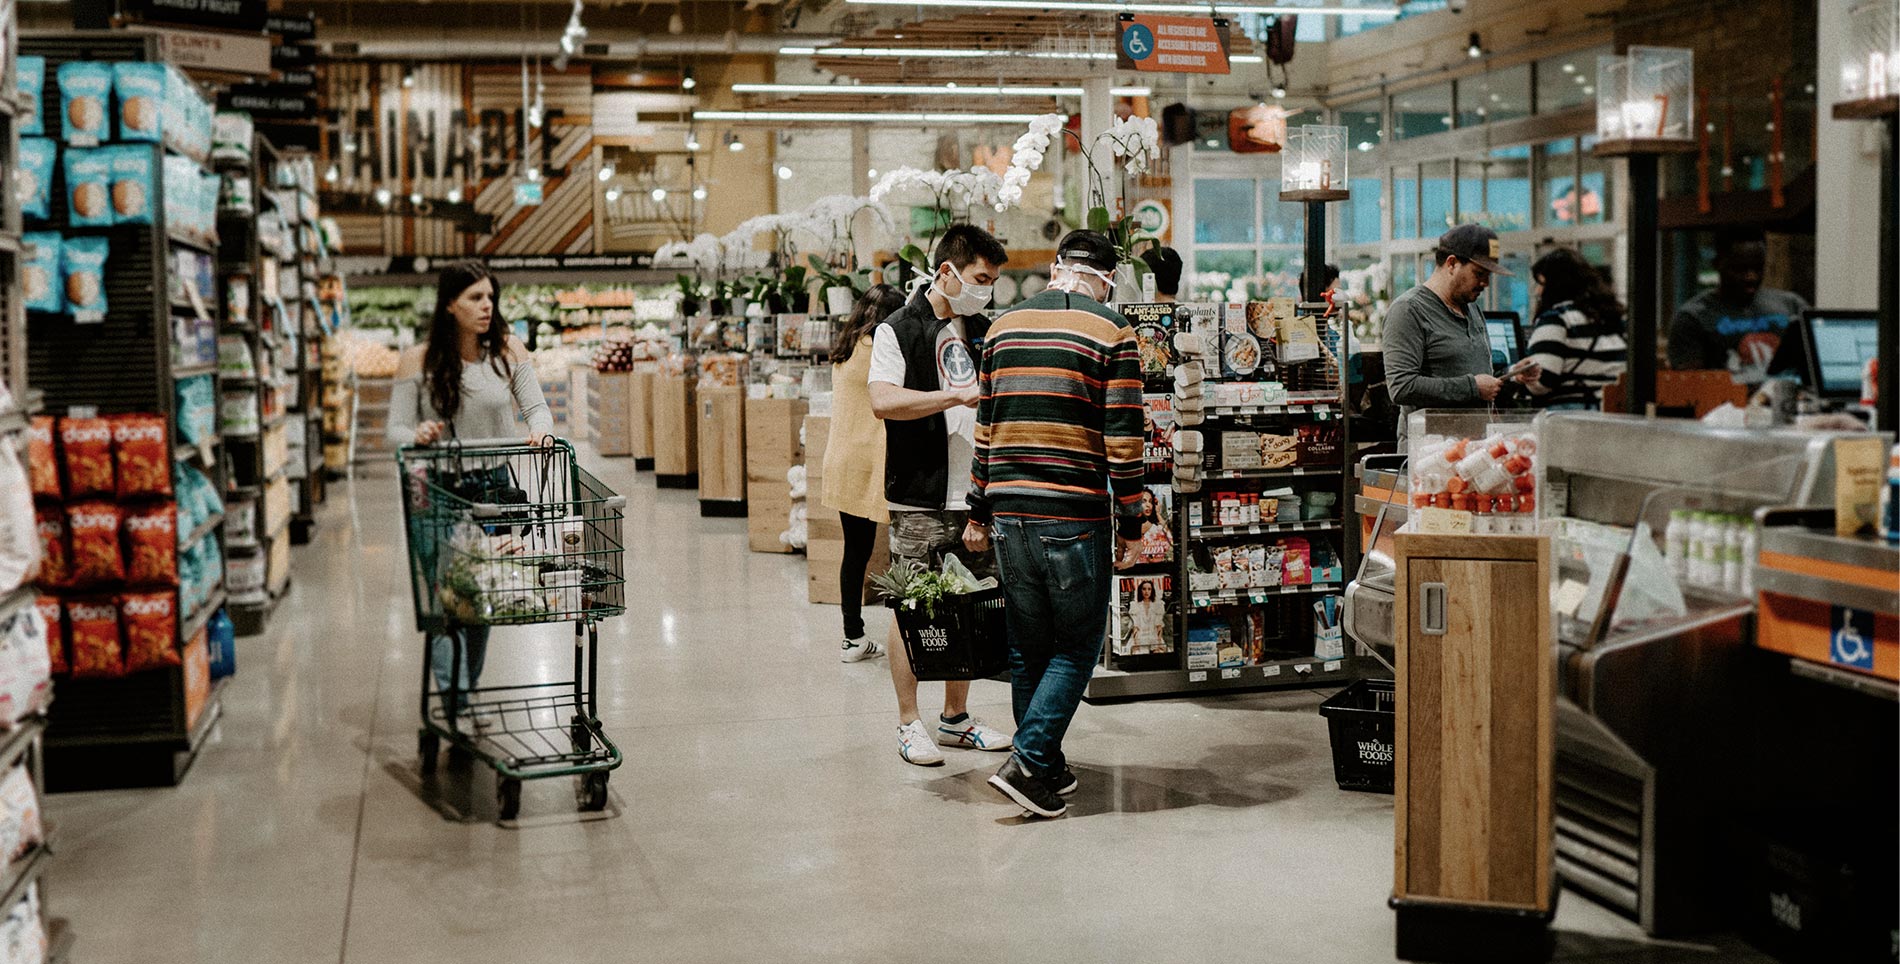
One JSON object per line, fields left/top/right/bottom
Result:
{"left": 890, "top": 587, "right": 1009, "bottom": 681}
{"left": 1319, "top": 678, "right": 1396, "bottom": 793}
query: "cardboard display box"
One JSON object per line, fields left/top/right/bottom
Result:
{"left": 593, "top": 370, "right": 634, "bottom": 456}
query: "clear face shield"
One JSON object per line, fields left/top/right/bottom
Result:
{"left": 1048, "top": 256, "right": 1116, "bottom": 303}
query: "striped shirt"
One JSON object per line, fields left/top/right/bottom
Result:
{"left": 1524, "top": 302, "right": 1628, "bottom": 409}
{"left": 967, "top": 289, "right": 1147, "bottom": 538}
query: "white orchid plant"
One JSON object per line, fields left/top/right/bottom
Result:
{"left": 1001, "top": 112, "right": 1164, "bottom": 266}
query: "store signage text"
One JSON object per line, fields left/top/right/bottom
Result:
{"left": 331, "top": 105, "right": 571, "bottom": 184}
{"left": 1116, "top": 14, "right": 1230, "bottom": 75}
{"left": 123, "top": 0, "right": 268, "bottom": 32}
{"left": 266, "top": 14, "right": 317, "bottom": 39}
{"left": 222, "top": 84, "right": 317, "bottom": 117}
{"left": 271, "top": 43, "right": 315, "bottom": 68}
{"left": 152, "top": 27, "right": 272, "bottom": 76}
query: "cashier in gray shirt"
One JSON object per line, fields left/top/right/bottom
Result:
{"left": 1384, "top": 224, "right": 1542, "bottom": 436}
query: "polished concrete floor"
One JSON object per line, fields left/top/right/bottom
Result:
{"left": 45, "top": 450, "right": 1777, "bottom": 964}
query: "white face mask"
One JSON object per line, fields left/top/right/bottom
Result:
{"left": 933, "top": 264, "right": 993, "bottom": 315}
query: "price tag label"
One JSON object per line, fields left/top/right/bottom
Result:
{"left": 1324, "top": 660, "right": 1342, "bottom": 672}
{"left": 1221, "top": 668, "right": 1240, "bottom": 680}
{"left": 1264, "top": 664, "right": 1282, "bottom": 677}
{"left": 1294, "top": 662, "right": 1314, "bottom": 675}
{"left": 1188, "top": 671, "right": 1208, "bottom": 683}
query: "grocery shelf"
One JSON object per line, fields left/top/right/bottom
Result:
{"left": 165, "top": 230, "right": 217, "bottom": 256}
{"left": 1786, "top": 657, "right": 1899, "bottom": 701}
{"left": 0, "top": 409, "right": 26, "bottom": 436}
{"left": 181, "top": 513, "right": 224, "bottom": 553}
{"left": 173, "top": 363, "right": 218, "bottom": 380}
{"left": 1206, "top": 466, "right": 1344, "bottom": 481}
{"left": 0, "top": 838, "right": 54, "bottom": 917}
{"left": 1189, "top": 519, "right": 1342, "bottom": 539}
{"left": 0, "top": 718, "right": 45, "bottom": 777}
{"left": 1207, "top": 402, "right": 1338, "bottom": 417}
{"left": 1190, "top": 583, "right": 1344, "bottom": 608}
{"left": 180, "top": 587, "right": 226, "bottom": 645}
{"left": 1086, "top": 654, "right": 1380, "bottom": 700}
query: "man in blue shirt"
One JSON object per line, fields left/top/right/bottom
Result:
{"left": 1667, "top": 231, "right": 1810, "bottom": 384}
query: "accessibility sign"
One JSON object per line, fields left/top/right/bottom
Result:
{"left": 1830, "top": 603, "right": 1875, "bottom": 670}
{"left": 1116, "top": 13, "right": 1232, "bottom": 75}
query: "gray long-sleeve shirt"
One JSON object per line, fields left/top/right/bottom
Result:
{"left": 1382, "top": 284, "right": 1492, "bottom": 435}
{"left": 387, "top": 356, "right": 555, "bottom": 447}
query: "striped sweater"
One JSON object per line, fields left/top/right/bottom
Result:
{"left": 1524, "top": 302, "right": 1628, "bottom": 409}
{"left": 967, "top": 289, "right": 1147, "bottom": 538}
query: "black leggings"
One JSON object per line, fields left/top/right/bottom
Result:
{"left": 839, "top": 513, "right": 879, "bottom": 640}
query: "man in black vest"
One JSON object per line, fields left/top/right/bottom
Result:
{"left": 867, "top": 223, "right": 1014, "bottom": 767}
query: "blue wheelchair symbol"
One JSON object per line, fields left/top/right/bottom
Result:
{"left": 1831, "top": 604, "right": 1875, "bottom": 670}
{"left": 1122, "top": 24, "right": 1155, "bottom": 62}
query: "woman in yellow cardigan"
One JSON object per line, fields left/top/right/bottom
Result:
{"left": 823, "top": 285, "right": 905, "bottom": 661}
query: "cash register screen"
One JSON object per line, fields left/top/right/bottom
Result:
{"left": 1483, "top": 311, "right": 1524, "bottom": 369}
{"left": 1803, "top": 312, "right": 1878, "bottom": 398}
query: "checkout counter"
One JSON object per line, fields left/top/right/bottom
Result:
{"left": 1347, "top": 412, "right": 1897, "bottom": 951}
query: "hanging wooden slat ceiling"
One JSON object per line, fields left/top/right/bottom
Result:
{"left": 807, "top": 11, "right": 1260, "bottom": 84}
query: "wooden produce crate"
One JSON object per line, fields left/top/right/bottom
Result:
{"left": 745, "top": 397, "right": 808, "bottom": 553}
{"left": 592, "top": 369, "right": 635, "bottom": 456}
{"left": 630, "top": 364, "right": 657, "bottom": 468}
{"left": 651, "top": 369, "right": 698, "bottom": 486}
{"left": 696, "top": 383, "right": 746, "bottom": 515}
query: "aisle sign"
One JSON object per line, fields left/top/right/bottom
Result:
{"left": 1117, "top": 14, "right": 1231, "bottom": 75}
{"left": 123, "top": 0, "right": 268, "bottom": 32}
{"left": 152, "top": 27, "right": 271, "bottom": 76}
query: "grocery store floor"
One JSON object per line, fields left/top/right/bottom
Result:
{"left": 46, "top": 448, "right": 1776, "bottom": 964}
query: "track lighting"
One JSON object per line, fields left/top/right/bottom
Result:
{"left": 598, "top": 164, "right": 616, "bottom": 182}
{"left": 1466, "top": 33, "right": 1482, "bottom": 59}
{"left": 692, "top": 186, "right": 707, "bottom": 201}
{"left": 651, "top": 188, "right": 668, "bottom": 202}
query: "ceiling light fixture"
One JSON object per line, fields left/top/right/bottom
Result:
{"left": 685, "top": 133, "right": 701, "bottom": 151}
{"left": 598, "top": 164, "right": 616, "bottom": 182}
{"left": 842, "top": 0, "right": 1398, "bottom": 14}
{"left": 1271, "top": 84, "right": 1287, "bottom": 99}
{"left": 692, "top": 186, "right": 707, "bottom": 201}
{"left": 375, "top": 188, "right": 393, "bottom": 206}
{"left": 725, "top": 132, "right": 745, "bottom": 151}
{"left": 731, "top": 82, "right": 1152, "bottom": 97}
{"left": 682, "top": 67, "right": 697, "bottom": 91}
{"left": 651, "top": 188, "right": 668, "bottom": 202}
{"left": 668, "top": 11, "right": 684, "bottom": 34}
{"left": 696, "top": 109, "right": 1060, "bottom": 124}
{"left": 324, "top": 163, "right": 340, "bottom": 184}
{"left": 446, "top": 187, "right": 463, "bottom": 203}
{"left": 605, "top": 187, "right": 622, "bottom": 202}
{"left": 401, "top": 67, "right": 416, "bottom": 89}
{"left": 1466, "top": 32, "right": 1482, "bottom": 58}
{"left": 777, "top": 165, "right": 794, "bottom": 180}
{"left": 409, "top": 192, "right": 423, "bottom": 205}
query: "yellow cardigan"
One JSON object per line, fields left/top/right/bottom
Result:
{"left": 820, "top": 336, "right": 890, "bottom": 523}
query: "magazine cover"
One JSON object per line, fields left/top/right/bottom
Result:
{"left": 775, "top": 313, "right": 809, "bottom": 357}
{"left": 1115, "top": 575, "right": 1175, "bottom": 656}
{"left": 1121, "top": 302, "right": 1178, "bottom": 382}
{"left": 1142, "top": 394, "right": 1175, "bottom": 475}
{"left": 1170, "top": 302, "right": 1221, "bottom": 377}
{"left": 1137, "top": 484, "right": 1175, "bottom": 564}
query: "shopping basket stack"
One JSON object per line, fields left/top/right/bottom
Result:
{"left": 398, "top": 437, "right": 627, "bottom": 820}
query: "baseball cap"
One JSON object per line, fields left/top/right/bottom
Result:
{"left": 1435, "top": 223, "right": 1513, "bottom": 276}
{"left": 1055, "top": 230, "right": 1118, "bottom": 273}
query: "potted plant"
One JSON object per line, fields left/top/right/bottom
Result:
{"left": 808, "top": 255, "right": 871, "bottom": 316}
{"left": 778, "top": 264, "right": 811, "bottom": 313}
{"left": 675, "top": 274, "right": 705, "bottom": 318}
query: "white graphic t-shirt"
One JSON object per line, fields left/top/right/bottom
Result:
{"left": 869, "top": 316, "right": 977, "bottom": 511}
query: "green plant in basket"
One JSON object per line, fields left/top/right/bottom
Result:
{"left": 870, "top": 559, "right": 985, "bottom": 619}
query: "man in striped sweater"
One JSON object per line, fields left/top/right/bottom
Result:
{"left": 962, "top": 230, "right": 1146, "bottom": 818}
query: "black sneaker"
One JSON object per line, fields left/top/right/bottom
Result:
{"left": 988, "top": 755, "right": 1067, "bottom": 818}
{"left": 1051, "top": 766, "right": 1078, "bottom": 796}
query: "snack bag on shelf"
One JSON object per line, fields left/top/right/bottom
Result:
{"left": 111, "top": 62, "right": 167, "bottom": 143}
{"left": 112, "top": 414, "right": 171, "bottom": 498}
{"left": 65, "top": 598, "right": 123, "bottom": 679}
{"left": 212, "top": 111, "right": 254, "bottom": 165}
{"left": 61, "top": 235, "right": 111, "bottom": 324}
{"left": 55, "top": 61, "right": 113, "bottom": 146}
{"left": 120, "top": 591, "right": 181, "bottom": 672}
{"left": 25, "top": 417, "right": 58, "bottom": 499}
{"left": 63, "top": 147, "right": 113, "bottom": 228}
{"left": 16, "top": 139, "right": 55, "bottom": 222}
{"left": 32, "top": 597, "right": 65, "bottom": 677}
{"left": 106, "top": 143, "right": 157, "bottom": 225}
{"left": 32, "top": 508, "right": 69, "bottom": 589}
{"left": 58, "top": 417, "right": 114, "bottom": 497}
{"left": 0, "top": 605, "right": 52, "bottom": 726}
{"left": 66, "top": 501, "right": 124, "bottom": 585}
{"left": 21, "top": 234, "right": 62, "bottom": 316}
{"left": 15, "top": 57, "right": 45, "bottom": 136}
{"left": 124, "top": 503, "right": 179, "bottom": 586}
{"left": 1278, "top": 537, "right": 1313, "bottom": 586}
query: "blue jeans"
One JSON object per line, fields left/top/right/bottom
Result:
{"left": 991, "top": 516, "right": 1113, "bottom": 776}
{"left": 431, "top": 625, "right": 491, "bottom": 706}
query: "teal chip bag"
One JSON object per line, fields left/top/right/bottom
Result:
{"left": 17, "top": 138, "right": 56, "bottom": 222}
{"left": 62, "top": 148, "right": 113, "bottom": 228}
{"left": 56, "top": 61, "right": 114, "bottom": 146}
{"left": 61, "top": 235, "right": 110, "bottom": 323}
{"left": 21, "top": 233, "right": 63, "bottom": 315}
{"left": 112, "top": 62, "right": 166, "bottom": 143}
{"left": 106, "top": 145, "right": 156, "bottom": 225}
{"left": 16, "top": 57, "right": 46, "bottom": 136}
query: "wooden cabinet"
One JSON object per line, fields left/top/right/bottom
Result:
{"left": 697, "top": 384, "right": 746, "bottom": 512}
{"left": 629, "top": 366, "right": 657, "bottom": 466}
{"left": 650, "top": 370, "right": 698, "bottom": 485}
{"left": 1391, "top": 532, "right": 1554, "bottom": 962}
{"left": 745, "top": 397, "right": 808, "bottom": 553}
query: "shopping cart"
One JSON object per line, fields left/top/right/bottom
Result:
{"left": 397, "top": 437, "right": 627, "bottom": 820}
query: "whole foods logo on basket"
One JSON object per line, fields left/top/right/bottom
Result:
{"left": 1357, "top": 737, "right": 1393, "bottom": 765}
{"left": 915, "top": 625, "right": 952, "bottom": 655}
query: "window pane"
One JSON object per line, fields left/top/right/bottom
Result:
{"left": 1421, "top": 160, "right": 1452, "bottom": 235}
{"left": 1458, "top": 64, "right": 1532, "bottom": 127}
{"left": 1537, "top": 139, "right": 1578, "bottom": 227}
{"left": 1393, "top": 168, "right": 1419, "bottom": 239}
{"left": 1259, "top": 249, "right": 1304, "bottom": 300}
{"left": 1392, "top": 253, "right": 1420, "bottom": 292}
{"left": 1194, "top": 179, "right": 1256, "bottom": 244}
{"left": 1190, "top": 250, "right": 1258, "bottom": 301}
{"left": 1341, "top": 179, "right": 1382, "bottom": 245}
{"left": 1536, "top": 44, "right": 1609, "bottom": 113}
{"left": 1457, "top": 158, "right": 1485, "bottom": 226}
{"left": 1489, "top": 252, "right": 1533, "bottom": 323}
{"left": 1485, "top": 146, "right": 1533, "bottom": 233}
{"left": 1577, "top": 137, "right": 1613, "bottom": 225}
{"left": 1339, "top": 98, "right": 1384, "bottom": 153}
{"left": 1393, "top": 83, "right": 1454, "bottom": 140}
{"left": 1262, "top": 185, "right": 1304, "bottom": 245}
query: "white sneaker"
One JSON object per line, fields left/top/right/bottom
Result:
{"left": 840, "top": 637, "right": 884, "bottom": 663}
{"left": 936, "top": 716, "right": 1014, "bottom": 751}
{"left": 897, "top": 720, "right": 945, "bottom": 766}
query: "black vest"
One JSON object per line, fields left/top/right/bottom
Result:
{"left": 879, "top": 290, "right": 991, "bottom": 510}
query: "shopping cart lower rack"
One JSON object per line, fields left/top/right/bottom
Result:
{"left": 398, "top": 437, "right": 628, "bottom": 820}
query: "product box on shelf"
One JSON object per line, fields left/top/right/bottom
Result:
{"left": 1185, "top": 622, "right": 1220, "bottom": 670}
{"left": 1405, "top": 411, "right": 1538, "bottom": 534}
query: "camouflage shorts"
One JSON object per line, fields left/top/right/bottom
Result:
{"left": 889, "top": 510, "right": 997, "bottom": 578}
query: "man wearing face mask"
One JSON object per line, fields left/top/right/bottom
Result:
{"left": 1384, "top": 224, "right": 1541, "bottom": 439}
{"left": 867, "top": 223, "right": 1015, "bottom": 767}
{"left": 962, "top": 230, "right": 1145, "bottom": 818}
